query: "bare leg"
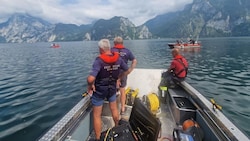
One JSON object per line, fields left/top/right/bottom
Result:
{"left": 93, "top": 105, "right": 103, "bottom": 140}
{"left": 109, "top": 100, "right": 119, "bottom": 126}
{"left": 120, "top": 87, "right": 126, "bottom": 113}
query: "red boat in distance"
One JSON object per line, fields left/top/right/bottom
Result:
{"left": 168, "top": 39, "right": 201, "bottom": 49}
{"left": 51, "top": 43, "right": 60, "bottom": 48}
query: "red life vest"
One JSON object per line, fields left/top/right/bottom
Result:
{"left": 172, "top": 55, "right": 188, "bottom": 78}
{"left": 99, "top": 52, "right": 119, "bottom": 63}
{"left": 114, "top": 44, "right": 124, "bottom": 49}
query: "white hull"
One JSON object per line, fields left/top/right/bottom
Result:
{"left": 38, "top": 68, "right": 249, "bottom": 141}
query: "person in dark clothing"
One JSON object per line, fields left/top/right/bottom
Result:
{"left": 87, "top": 39, "right": 130, "bottom": 140}
{"left": 111, "top": 36, "right": 137, "bottom": 114}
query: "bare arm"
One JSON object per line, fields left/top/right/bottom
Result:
{"left": 87, "top": 75, "right": 96, "bottom": 94}
{"left": 129, "top": 59, "right": 137, "bottom": 73}
{"left": 118, "top": 58, "right": 136, "bottom": 80}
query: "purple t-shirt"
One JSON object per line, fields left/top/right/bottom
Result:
{"left": 89, "top": 57, "right": 128, "bottom": 79}
{"left": 89, "top": 56, "right": 129, "bottom": 99}
{"left": 111, "top": 47, "right": 135, "bottom": 64}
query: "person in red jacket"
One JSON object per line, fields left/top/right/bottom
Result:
{"left": 168, "top": 48, "right": 188, "bottom": 80}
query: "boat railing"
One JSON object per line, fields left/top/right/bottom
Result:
{"left": 180, "top": 81, "right": 249, "bottom": 141}
{"left": 38, "top": 96, "right": 91, "bottom": 141}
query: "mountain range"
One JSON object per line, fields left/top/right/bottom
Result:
{"left": 0, "top": 0, "right": 250, "bottom": 43}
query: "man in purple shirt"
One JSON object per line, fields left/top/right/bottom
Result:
{"left": 111, "top": 36, "right": 137, "bottom": 114}
{"left": 87, "top": 39, "right": 130, "bottom": 141}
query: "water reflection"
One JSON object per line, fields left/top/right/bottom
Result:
{"left": 179, "top": 47, "right": 201, "bottom": 53}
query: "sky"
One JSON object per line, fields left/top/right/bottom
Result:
{"left": 0, "top": 0, "right": 193, "bottom": 26}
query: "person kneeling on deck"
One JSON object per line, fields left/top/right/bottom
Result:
{"left": 87, "top": 39, "right": 130, "bottom": 141}
{"left": 161, "top": 48, "right": 188, "bottom": 88}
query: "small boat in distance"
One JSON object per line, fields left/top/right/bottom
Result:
{"left": 50, "top": 43, "right": 60, "bottom": 48}
{"left": 168, "top": 39, "right": 201, "bottom": 49}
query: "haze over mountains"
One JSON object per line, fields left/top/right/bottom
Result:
{"left": 0, "top": 0, "right": 249, "bottom": 43}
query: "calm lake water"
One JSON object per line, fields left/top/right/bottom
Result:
{"left": 0, "top": 37, "right": 250, "bottom": 140}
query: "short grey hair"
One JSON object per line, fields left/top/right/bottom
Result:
{"left": 114, "top": 36, "right": 123, "bottom": 44}
{"left": 98, "top": 39, "right": 111, "bottom": 51}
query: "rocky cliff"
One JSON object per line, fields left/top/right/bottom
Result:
{"left": 0, "top": 0, "right": 249, "bottom": 43}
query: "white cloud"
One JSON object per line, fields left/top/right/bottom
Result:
{"left": 0, "top": 0, "right": 193, "bottom": 26}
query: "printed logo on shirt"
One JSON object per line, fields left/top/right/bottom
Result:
{"left": 104, "top": 64, "right": 120, "bottom": 71}
{"left": 119, "top": 52, "right": 126, "bottom": 57}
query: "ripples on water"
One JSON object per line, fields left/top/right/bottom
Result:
{"left": 0, "top": 42, "right": 97, "bottom": 140}
{"left": 188, "top": 37, "right": 250, "bottom": 136}
{"left": 0, "top": 38, "right": 250, "bottom": 140}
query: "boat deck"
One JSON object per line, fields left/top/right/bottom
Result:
{"left": 62, "top": 84, "right": 193, "bottom": 141}
{"left": 63, "top": 94, "right": 177, "bottom": 141}
{"left": 38, "top": 69, "right": 250, "bottom": 141}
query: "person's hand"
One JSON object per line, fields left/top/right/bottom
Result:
{"left": 116, "top": 79, "right": 121, "bottom": 88}
{"left": 87, "top": 84, "right": 95, "bottom": 95}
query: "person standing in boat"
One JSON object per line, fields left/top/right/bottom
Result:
{"left": 111, "top": 36, "right": 137, "bottom": 114}
{"left": 164, "top": 48, "right": 188, "bottom": 88}
{"left": 87, "top": 39, "right": 130, "bottom": 141}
